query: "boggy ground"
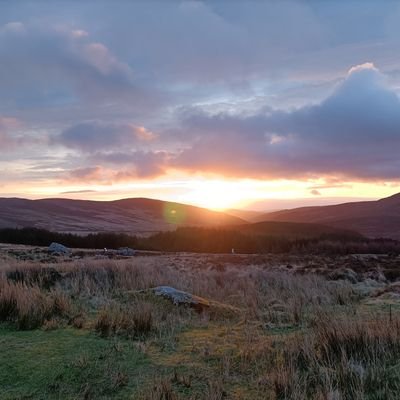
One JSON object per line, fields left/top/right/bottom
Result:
{"left": 1, "top": 247, "right": 400, "bottom": 399}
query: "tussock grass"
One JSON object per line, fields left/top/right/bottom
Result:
{"left": 0, "top": 281, "right": 72, "bottom": 329}
{"left": 270, "top": 316, "right": 400, "bottom": 399}
{"left": 95, "top": 302, "right": 153, "bottom": 339}
{"left": 1, "top": 253, "right": 400, "bottom": 398}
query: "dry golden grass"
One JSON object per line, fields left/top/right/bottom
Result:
{"left": 94, "top": 302, "right": 154, "bottom": 338}
{"left": 1, "top": 252, "right": 400, "bottom": 398}
{"left": 0, "top": 280, "right": 73, "bottom": 329}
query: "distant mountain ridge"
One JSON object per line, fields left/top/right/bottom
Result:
{"left": 1, "top": 194, "right": 397, "bottom": 239}
{"left": 0, "top": 197, "right": 245, "bottom": 235}
{"left": 256, "top": 193, "right": 400, "bottom": 239}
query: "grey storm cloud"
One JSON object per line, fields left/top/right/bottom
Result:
{"left": 172, "top": 63, "right": 400, "bottom": 180}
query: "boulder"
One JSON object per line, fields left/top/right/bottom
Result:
{"left": 152, "top": 286, "right": 210, "bottom": 311}
{"left": 117, "top": 247, "right": 136, "bottom": 256}
{"left": 48, "top": 242, "right": 71, "bottom": 255}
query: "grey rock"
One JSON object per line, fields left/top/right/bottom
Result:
{"left": 117, "top": 247, "right": 136, "bottom": 256}
{"left": 152, "top": 286, "right": 210, "bottom": 311}
{"left": 48, "top": 242, "right": 71, "bottom": 255}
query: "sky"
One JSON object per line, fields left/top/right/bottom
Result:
{"left": 1, "top": 0, "right": 400, "bottom": 210}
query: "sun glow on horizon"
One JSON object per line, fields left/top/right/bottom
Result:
{"left": 178, "top": 180, "right": 253, "bottom": 210}
{"left": 2, "top": 176, "right": 399, "bottom": 211}
{"left": 176, "top": 179, "right": 326, "bottom": 210}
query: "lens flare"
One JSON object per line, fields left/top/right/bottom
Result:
{"left": 163, "top": 202, "right": 187, "bottom": 224}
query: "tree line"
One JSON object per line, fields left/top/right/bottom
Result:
{"left": 0, "top": 226, "right": 399, "bottom": 255}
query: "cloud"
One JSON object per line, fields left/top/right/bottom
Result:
{"left": 60, "top": 189, "right": 97, "bottom": 194}
{"left": 0, "top": 21, "right": 154, "bottom": 112}
{"left": 46, "top": 0, "right": 324, "bottom": 86}
{"left": 310, "top": 189, "right": 321, "bottom": 196}
{"left": 91, "top": 150, "right": 169, "bottom": 178}
{"left": 0, "top": 116, "right": 21, "bottom": 148}
{"left": 2, "top": 1, "right": 397, "bottom": 88}
{"left": 170, "top": 63, "right": 400, "bottom": 181}
{"left": 52, "top": 120, "right": 169, "bottom": 181}
{"left": 67, "top": 166, "right": 104, "bottom": 182}
{"left": 45, "top": 63, "right": 400, "bottom": 185}
{"left": 348, "top": 62, "right": 378, "bottom": 75}
{"left": 62, "top": 149, "right": 169, "bottom": 184}
{"left": 3, "top": 0, "right": 400, "bottom": 191}
{"left": 54, "top": 122, "right": 157, "bottom": 152}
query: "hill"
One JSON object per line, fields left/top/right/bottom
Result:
{"left": 256, "top": 193, "right": 400, "bottom": 239}
{"left": 0, "top": 197, "right": 245, "bottom": 235}
{"left": 226, "top": 209, "right": 264, "bottom": 222}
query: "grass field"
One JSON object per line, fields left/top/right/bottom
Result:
{"left": 1, "top": 250, "right": 400, "bottom": 399}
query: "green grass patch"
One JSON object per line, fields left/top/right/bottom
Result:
{"left": 0, "top": 325, "right": 155, "bottom": 399}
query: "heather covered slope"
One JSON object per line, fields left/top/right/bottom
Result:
{"left": 256, "top": 193, "right": 400, "bottom": 239}
{"left": 0, "top": 197, "right": 245, "bottom": 235}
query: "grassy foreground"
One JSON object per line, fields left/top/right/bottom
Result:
{"left": 0, "top": 327, "right": 151, "bottom": 399}
{"left": 1, "top": 253, "right": 400, "bottom": 399}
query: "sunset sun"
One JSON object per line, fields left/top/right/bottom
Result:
{"left": 180, "top": 180, "right": 251, "bottom": 210}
